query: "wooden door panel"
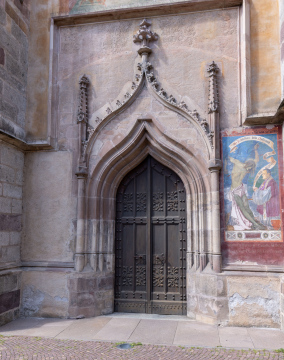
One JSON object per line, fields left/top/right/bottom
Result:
{"left": 115, "top": 156, "right": 187, "bottom": 315}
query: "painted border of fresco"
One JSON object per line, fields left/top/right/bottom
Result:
{"left": 221, "top": 126, "right": 284, "bottom": 244}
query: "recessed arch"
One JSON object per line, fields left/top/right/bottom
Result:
{"left": 85, "top": 117, "right": 211, "bottom": 275}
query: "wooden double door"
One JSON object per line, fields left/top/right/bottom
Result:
{"left": 114, "top": 156, "right": 187, "bottom": 315}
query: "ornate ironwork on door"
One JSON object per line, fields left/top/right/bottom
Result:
{"left": 115, "top": 156, "right": 187, "bottom": 315}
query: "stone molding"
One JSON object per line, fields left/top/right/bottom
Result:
{"left": 86, "top": 119, "right": 210, "bottom": 273}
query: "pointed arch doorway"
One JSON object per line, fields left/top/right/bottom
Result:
{"left": 114, "top": 155, "right": 187, "bottom": 315}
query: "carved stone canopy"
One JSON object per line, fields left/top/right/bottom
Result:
{"left": 77, "top": 20, "right": 221, "bottom": 162}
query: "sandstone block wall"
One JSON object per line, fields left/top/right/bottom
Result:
{"left": 0, "top": 270, "right": 21, "bottom": 326}
{"left": 0, "top": 0, "right": 30, "bottom": 326}
{"left": 0, "top": 141, "right": 23, "bottom": 269}
{"left": 0, "top": 141, "right": 24, "bottom": 325}
{"left": 188, "top": 273, "right": 281, "bottom": 328}
{"left": 0, "top": 0, "right": 30, "bottom": 139}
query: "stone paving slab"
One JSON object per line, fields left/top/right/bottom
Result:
{"left": 93, "top": 317, "right": 140, "bottom": 342}
{"left": 128, "top": 319, "right": 178, "bottom": 345}
{"left": 173, "top": 321, "right": 220, "bottom": 347}
{"left": 248, "top": 328, "right": 284, "bottom": 350}
{"left": 0, "top": 318, "right": 74, "bottom": 338}
{"left": 1, "top": 314, "right": 284, "bottom": 354}
{"left": 55, "top": 317, "right": 112, "bottom": 341}
{"left": 219, "top": 327, "right": 254, "bottom": 349}
{"left": 1, "top": 336, "right": 284, "bottom": 359}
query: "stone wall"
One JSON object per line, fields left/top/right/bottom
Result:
{"left": 250, "top": 0, "right": 281, "bottom": 115}
{"left": 0, "top": 0, "right": 30, "bottom": 326}
{"left": 188, "top": 273, "right": 281, "bottom": 328}
{"left": 0, "top": 140, "right": 24, "bottom": 325}
{"left": 22, "top": 151, "right": 76, "bottom": 264}
{"left": 0, "top": 270, "right": 21, "bottom": 326}
{"left": 20, "top": 271, "right": 70, "bottom": 318}
{"left": 0, "top": 0, "right": 30, "bottom": 140}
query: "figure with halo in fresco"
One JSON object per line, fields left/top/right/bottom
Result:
{"left": 252, "top": 168, "right": 281, "bottom": 229}
{"left": 227, "top": 143, "right": 266, "bottom": 231}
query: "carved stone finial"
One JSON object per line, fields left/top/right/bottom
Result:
{"left": 133, "top": 19, "right": 158, "bottom": 56}
{"left": 77, "top": 74, "right": 89, "bottom": 124}
{"left": 207, "top": 61, "right": 219, "bottom": 114}
{"left": 207, "top": 61, "right": 219, "bottom": 76}
{"left": 79, "top": 74, "right": 90, "bottom": 87}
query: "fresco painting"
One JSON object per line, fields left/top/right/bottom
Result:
{"left": 222, "top": 127, "right": 283, "bottom": 242}
{"left": 63, "top": 0, "right": 180, "bottom": 14}
{"left": 69, "top": 0, "right": 106, "bottom": 13}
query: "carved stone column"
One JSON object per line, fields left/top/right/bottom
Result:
{"left": 209, "top": 160, "right": 222, "bottom": 272}
{"left": 75, "top": 75, "right": 89, "bottom": 272}
{"left": 207, "top": 62, "right": 222, "bottom": 273}
{"left": 75, "top": 168, "right": 88, "bottom": 272}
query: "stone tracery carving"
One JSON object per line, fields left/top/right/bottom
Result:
{"left": 79, "top": 19, "right": 221, "bottom": 158}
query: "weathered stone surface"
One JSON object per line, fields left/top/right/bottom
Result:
{"left": 0, "top": 231, "right": 9, "bottom": 246}
{"left": 0, "top": 308, "right": 18, "bottom": 327}
{"left": 11, "top": 21, "right": 28, "bottom": 48}
{"left": 0, "top": 5, "right": 6, "bottom": 26}
{"left": 0, "top": 141, "right": 23, "bottom": 277}
{"left": 9, "top": 231, "right": 20, "bottom": 245}
{"left": 6, "top": 54, "right": 26, "bottom": 86}
{"left": 3, "top": 183, "right": 22, "bottom": 199}
{"left": 0, "top": 197, "right": 11, "bottom": 213}
{"left": 250, "top": 0, "right": 281, "bottom": 115}
{"left": 0, "top": 272, "right": 19, "bottom": 295}
{"left": 22, "top": 151, "right": 75, "bottom": 262}
{"left": 1, "top": 99, "right": 17, "bottom": 120}
{"left": 0, "top": 164, "right": 15, "bottom": 183}
{"left": 0, "top": 26, "right": 19, "bottom": 59}
{"left": 0, "top": 214, "right": 21, "bottom": 231}
{"left": 0, "top": 245, "right": 21, "bottom": 263}
{"left": 0, "top": 64, "right": 25, "bottom": 93}
{"left": 1, "top": 143, "right": 24, "bottom": 169}
{"left": 21, "top": 271, "right": 69, "bottom": 318}
{"left": 11, "top": 199, "right": 21, "bottom": 214}
{"left": 0, "top": 289, "right": 20, "bottom": 314}
{"left": 0, "top": 47, "right": 4, "bottom": 65}
{"left": 228, "top": 276, "right": 280, "bottom": 327}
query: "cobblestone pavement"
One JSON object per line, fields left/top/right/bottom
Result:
{"left": 0, "top": 336, "right": 284, "bottom": 360}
